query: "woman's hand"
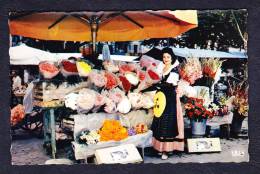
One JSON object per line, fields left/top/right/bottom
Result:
{"left": 176, "top": 87, "right": 183, "bottom": 96}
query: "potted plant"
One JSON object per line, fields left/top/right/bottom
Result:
{"left": 181, "top": 96, "right": 214, "bottom": 136}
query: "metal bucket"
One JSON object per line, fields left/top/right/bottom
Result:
{"left": 191, "top": 119, "right": 207, "bottom": 136}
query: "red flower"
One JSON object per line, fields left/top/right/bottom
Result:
{"left": 187, "top": 111, "right": 193, "bottom": 118}
{"left": 203, "top": 66, "right": 217, "bottom": 78}
{"left": 195, "top": 102, "right": 203, "bottom": 108}
{"left": 185, "top": 103, "right": 194, "bottom": 110}
{"left": 119, "top": 75, "right": 131, "bottom": 92}
{"left": 119, "top": 64, "right": 136, "bottom": 74}
{"left": 62, "top": 60, "right": 78, "bottom": 72}
{"left": 104, "top": 72, "right": 118, "bottom": 89}
{"left": 194, "top": 109, "right": 202, "bottom": 116}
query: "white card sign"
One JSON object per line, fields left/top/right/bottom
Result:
{"left": 95, "top": 144, "right": 143, "bottom": 164}
{"left": 187, "top": 138, "right": 221, "bottom": 153}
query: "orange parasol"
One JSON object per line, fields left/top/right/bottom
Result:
{"left": 9, "top": 10, "right": 198, "bottom": 52}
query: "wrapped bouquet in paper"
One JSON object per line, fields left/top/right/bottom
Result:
{"left": 117, "top": 97, "right": 131, "bottom": 114}
{"left": 119, "top": 63, "right": 137, "bottom": 74}
{"left": 92, "top": 93, "right": 106, "bottom": 113}
{"left": 76, "top": 60, "right": 93, "bottom": 77}
{"left": 139, "top": 55, "right": 161, "bottom": 69}
{"left": 125, "top": 72, "right": 139, "bottom": 86}
{"left": 39, "top": 61, "right": 59, "bottom": 79}
{"left": 77, "top": 88, "right": 96, "bottom": 113}
{"left": 104, "top": 98, "right": 117, "bottom": 113}
{"left": 106, "top": 88, "right": 126, "bottom": 104}
{"left": 136, "top": 68, "right": 146, "bottom": 81}
{"left": 88, "top": 70, "right": 107, "bottom": 88}
{"left": 118, "top": 75, "right": 132, "bottom": 92}
{"left": 60, "top": 59, "right": 78, "bottom": 77}
{"left": 103, "top": 60, "right": 119, "bottom": 73}
{"left": 104, "top": 71, "right": 119, "bottom": 90}
{"left": 128, "top": 92, "right": 143, "bottom": 109}
{"left": 136, "top": 68, "right": 161, "bottom": 92}
{"left": 64, "top": 93, "right": 79, "bottom": 110}
{"left": 141, "top": 93, "right": 154, "bottom": 109}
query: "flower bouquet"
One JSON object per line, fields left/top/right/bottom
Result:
{"left": 181, "top": 96, "right": 214, "bottom": 121}
{"left": 98, "top": 119, "right": 128, "bottom": 141}
{"left": 60, "top": 59, "right": 79, "bottom": 77}
{"left": 104, "top": 71, "right": 119, "bottom": 90}
{"left": 213, "top": 96, "right": 229, "bottom": 116}
{"left": 201, "top": 58, "right": 224, "bottom": 87}
{"left": 118, "top": 74, "right": 132, "bottom": 92}
{"left": 102, "top": 60, "right": 119, "bottom": 73}
{"left": 39, "top": 61, "right": 60, "bottom": 79}
{"left": 88, "top": 70, "right": 107, "bottom": 88}
{"left": 135, "top": 68, "right": 161, "bottom": 92}
{"left": 228, "top": 80, "right": 249, "bottom": 117}
{"left": 179, "top": 57, "right": 202, "bottom": 85}
{"left": 77, "top": 130, "right": 100, "bottom": 145}
{"left": 11, "top": 104, "right": 25, "bottom": 126}
{"left": 228, "top": 80, "right": 248, "bottom": 136}
{"left": 181, "top": 95, "right": 214, "bottom": 136}
{"left": 119, "top": 63, "right": 137, "bottom": 74}
{"left": 77, "top": 88, "right": 96, "bottom": 114}
{"left": 76, "top": 59, "right": 93, "bottom": 77}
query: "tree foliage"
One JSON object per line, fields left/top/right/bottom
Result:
{"left": 143, "top": 10, "right": 248, "bottom": 51}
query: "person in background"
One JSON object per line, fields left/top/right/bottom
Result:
{"left": 12, "top": 71, "right": 22, "bottom": 91}
{"left": 23, "top": 69, "right": 29, "bottom": 84}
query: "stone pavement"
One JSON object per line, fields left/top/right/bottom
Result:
{"left": 11, "top": 119, "right": 249, "bottom": 165}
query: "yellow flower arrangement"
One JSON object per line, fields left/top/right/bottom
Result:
{"left": 99, "top": 119, "right": 128, "bottom": 141}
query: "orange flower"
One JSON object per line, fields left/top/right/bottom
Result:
{"left": 99, "top": 119, "right": 128, "bottom": 141}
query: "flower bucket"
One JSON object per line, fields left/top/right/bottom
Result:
{"left": 230, "top": 110, "right": 246, "bottom": 137}
{"left": 191, "top": 119, "right": 207, "bottom": 136}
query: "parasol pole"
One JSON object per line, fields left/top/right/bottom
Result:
{"left": 90, "top": 16, "right": 99, "bottom": 54}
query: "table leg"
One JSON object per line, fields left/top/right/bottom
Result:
{"left": 50, "top": 109, "right": 56, "bottom": 159}
{"left": 227, "top": 124, "right": 230, "bottom": 140}
{"left": 43, "top": 110, "right": 49, "bottom": 145}
{"left": 142, "top": 147, "right": 145, "bottom": 161}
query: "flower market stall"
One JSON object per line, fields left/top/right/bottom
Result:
{"left": 9, "top": 42, "right": 249, "bottom": 163}
{"left": 35, "top": 55, "right": 165, "bottom": 160}
{"left": 9, "top": 10, "right": 249, "bottom": 164}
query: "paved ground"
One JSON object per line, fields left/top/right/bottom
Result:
{"left": 11, "top": 119, "right": 249, "bottom": 165}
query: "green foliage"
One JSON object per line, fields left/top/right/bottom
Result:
{"left": 143, "top": 10, "right": 248, "bottom": 51}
